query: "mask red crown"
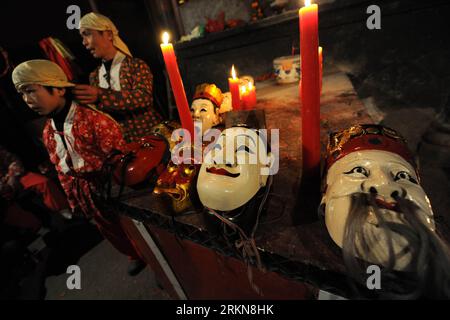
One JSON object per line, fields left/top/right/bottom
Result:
{"left": 326, "top": 124, "right": 416, "bottom": 173}
{"left": 193, "top": 83, "right": 223, "bottom": 108}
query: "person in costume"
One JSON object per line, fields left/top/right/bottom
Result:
{"left": 12, "top": 60, "right": 146, "bottom": 276}
{"left": 74, "top": 12, "right": 162, "bottom": 143}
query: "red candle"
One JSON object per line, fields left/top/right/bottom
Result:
{"left": 241, "top": 82, "right": 257, "bottom": 109}
{"left": 299, "top": 46, "right": 323, "bottom": 97}
{"left": 299, "top": 0, "right": 320, "bottom": 178}
{"left": 240, "top": 85, "right": 247, "bottom": 108}
{"left": 319, "top": 46, "right": 323, "bottom": 94}
{"left": 160, "top": 32, "right": 194, "bottom": 139}
{"left": 228, "top": 65, "right": 241, "bottom": 110}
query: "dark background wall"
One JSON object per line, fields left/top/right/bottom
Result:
{"left": 1, "top": 0, "right": 450, "bottom": 168}
{"left": 174, "top": 0, "right": 450, "bottom": 113}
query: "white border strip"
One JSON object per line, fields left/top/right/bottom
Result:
{"left": 131, "top": 219, "right": 187, "bottom": 300}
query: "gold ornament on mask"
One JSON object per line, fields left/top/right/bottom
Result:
{"left": 327, "top": 124, "right": 409, "bottom": 168}
{"left": 193, "top": 83, "right": 224, "bottom": 108}
{"left": 151, "top": 120, "right": 181, "bottom": 152}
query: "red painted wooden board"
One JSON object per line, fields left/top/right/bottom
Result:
{"left": 123, "top": 216, "right": 317, "bottom": 300}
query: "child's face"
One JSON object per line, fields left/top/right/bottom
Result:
{"left": 18, "top": 84, "right": 65, "bottom": 116}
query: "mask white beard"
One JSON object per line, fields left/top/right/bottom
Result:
{"left": 197, "top": 127, "right": 270, "bottom": 211}
{"left": 322, "top": 150, "right": 435, "bottom": 270}
{"left": 191, "top": 98, "right": 220, "bottom": 134}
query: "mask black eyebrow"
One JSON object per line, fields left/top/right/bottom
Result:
{"left": 236, "top": 134, "right": 256, "bottom": 147}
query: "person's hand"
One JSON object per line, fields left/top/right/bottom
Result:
{"left": 72, "top": 84, "right": 100, "bottom": 105}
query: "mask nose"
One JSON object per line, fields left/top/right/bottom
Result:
{"left": 363, "top": 174, "right": 406, "bottom": 202}
{"left": 225, "top": 161, "right": 237, "bottom": 168}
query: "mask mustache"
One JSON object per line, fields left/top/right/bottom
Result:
{"left": 340, "top": 192, "right": 450, "bottom": 299}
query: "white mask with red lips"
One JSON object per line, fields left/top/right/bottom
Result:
{"left": 322, "top": 126, "right": 436, "bottom": 271}
{"left": 197, "top": 127, "right": 272, "bottom": 211}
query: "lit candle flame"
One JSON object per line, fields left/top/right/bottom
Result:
{"left": 162, "top": 32, "right": 170, "bottom": 45}
{"left": 231, "top": 65, "right": 237, "bottom": 79}
{"left": 305, "top": 0, "right": 311, "bottom": 6}
{"left": 248, "top": 82, "right": 253, "bottom": 90}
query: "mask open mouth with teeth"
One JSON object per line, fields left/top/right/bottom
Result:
{"left": 153, "top": 145, "right": 201, "bottom": 214}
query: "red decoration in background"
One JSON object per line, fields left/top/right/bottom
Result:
{"left": 39, "top": 37, "right": 78, "bottom": 81}
{"left": 250, "top": 0, "right": 265, "bottom": 21}
{"left": 205, "top": 11, "right": 225, "bottom": 33}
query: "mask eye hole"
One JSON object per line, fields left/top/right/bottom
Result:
{"left": 394, "top": 171, "right": 417, "bottom": 184}
{"left": 344, "top": 166, "right": 369, "bottom": 177}
{"left": 236, "top": 145, "right": 253, "bottom": 154}
{"left": 200, "top": 108, "right": 207, "bottom": 112}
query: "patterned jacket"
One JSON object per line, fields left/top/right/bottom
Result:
{"left": 43, "top": 102, "right": 126, "bottom": 216}
{"left": 89, "top": 54, "right": 162, "bottom": 143}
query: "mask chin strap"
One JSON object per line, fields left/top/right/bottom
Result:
{"left": 205, "top": 174, "right": 273, "bottom": 296}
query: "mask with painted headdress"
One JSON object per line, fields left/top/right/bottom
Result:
{"left": 191, "top": 83, "right": 224, "bottom": 135}
{"left": 321, "top": 124, "right": 450, "bottom": 283}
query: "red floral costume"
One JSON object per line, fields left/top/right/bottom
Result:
{"left": 89, "top": 54, "right": 162, "bottom": 143}
{"left": 43, "top": 101, "right": 140, "bottom": 259}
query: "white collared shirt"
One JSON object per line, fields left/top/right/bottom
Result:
{"left": 50, "top": 101, "right": 85, "bottom": 174}
{"left": 98, "top": 51, "right": 126, "bottom": 91}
